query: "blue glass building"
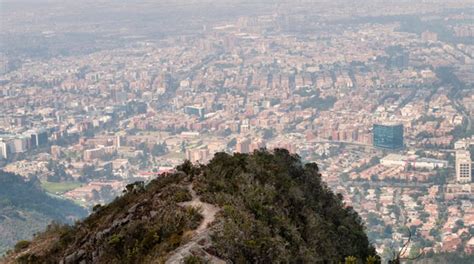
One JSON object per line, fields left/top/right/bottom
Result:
{"left": 373, "top": 124, "right": 404, "bottom": 150}
{"left": 184, "top": 106, "right": 205, "bottom": 119}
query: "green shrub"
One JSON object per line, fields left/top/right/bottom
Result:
{"left": 92, "top": 204, "right": 102, "bottom": 212}
{"left": 108, "top": 234, "right": 124, "bottom": 247}
{"left": 186, "top": 206, "right": 204, "bottom": 229}
{"left": 184, "top": 255, "right": 207, "bottom": 264}
{"left": 140, "top": 231, "right": 160, "bottom": 252}
{"left": 14, "top": 240, "right": 30, "bottom": 252}
{"left": 173, "top": 188, "right": 192, "bottom": 202}
{"left": 345, "top": 256, "right": 357, "bottom": 264}
{"left": 366, "top": 255, "right": 380, "bottom": 264}
{"left": 16, "top": 253, "right": 38, "bottom": 264}
{"left": 168, "top": 234, "right": 182, "bottom": 248}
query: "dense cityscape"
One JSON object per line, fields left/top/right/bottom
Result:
{"left": 0, "top": 0, "right": 473, "bottom": 260}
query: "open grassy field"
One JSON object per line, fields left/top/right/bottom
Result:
{"left": 41, "top": 181, "right": 83, "bottom": 194}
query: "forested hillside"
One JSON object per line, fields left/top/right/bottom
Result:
{"left": 0, "top": 171, "right": 87, "bottom": 255}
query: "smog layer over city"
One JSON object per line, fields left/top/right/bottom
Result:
{"left": 0, "top": 1, "right": 473, "bottom": 263}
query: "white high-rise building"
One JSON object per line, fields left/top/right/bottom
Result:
{"left": 456, "top": 150, "right": 472, "bottom": 183}
{"left": 0, "top": 141, "right": 8, "bottom": 159}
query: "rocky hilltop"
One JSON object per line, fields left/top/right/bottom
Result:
{"left": 4, "top": 149, "right": 378, "bottom": 263}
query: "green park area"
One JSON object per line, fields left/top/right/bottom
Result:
{"left": 41, "top": 181, "right": 82, "bottom": 194}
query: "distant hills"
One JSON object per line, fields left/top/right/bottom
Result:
{"left": 0, "top": 170, "right": 87, "bottom": 256}
{"left": 3, "top": 149, "right": 378, "bottom": 263}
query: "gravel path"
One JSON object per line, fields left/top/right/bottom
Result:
{"left": 179, "top": 184, "right": 219, "bottom": 233}
{"left": 165, "top": 184, "right": 222, "bottom": 264}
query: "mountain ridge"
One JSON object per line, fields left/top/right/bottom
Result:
{"left": 3, "top": 149, "right": 379, "bottom": 263}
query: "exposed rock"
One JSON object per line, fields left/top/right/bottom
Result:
{"left": 128, "top": 204, "right": 139, "bottom": 214}
{"left": 150, "top": 211, "right": 158, "bottom": 218}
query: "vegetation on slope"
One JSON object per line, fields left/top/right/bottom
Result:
{"left": 5, "top": 149, "right": 379, "bottom": 263}
{"left": 193, "top": 149, "right": 377, "bottom": 262}
{"left": 4, "top": 173, "right": 201, "bottom": 263}
{"left": 0, "top": 171, "right": 87, "bottom": 256}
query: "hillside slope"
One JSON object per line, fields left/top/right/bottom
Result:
{"left": 0, "top": 171, "right": 87, "bottom": 256}
{"left": 4, "top": 149, "right": 378, "bottom": 263}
